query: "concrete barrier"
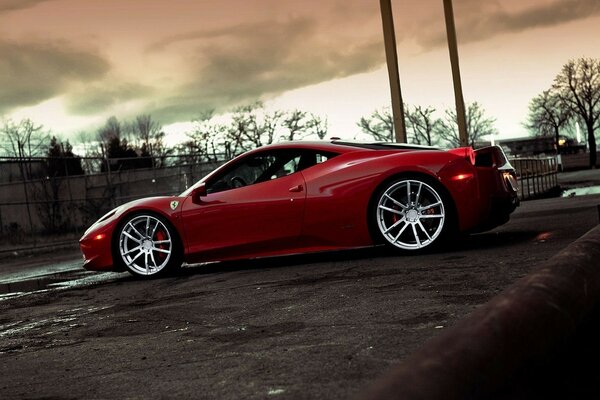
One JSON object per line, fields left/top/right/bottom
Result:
{"left": 361, "top": 224, "right": 600, "bottom": 400}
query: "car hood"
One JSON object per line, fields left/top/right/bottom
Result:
{"left": 83, "top": 196, "right": 187, "bottom": 237}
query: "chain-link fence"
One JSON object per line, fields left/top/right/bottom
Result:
{"left": 0, "top": 153, "right": 563, "bottom": 253}
{"left": 0, "top": 154, "right": 228, "bottom": 253}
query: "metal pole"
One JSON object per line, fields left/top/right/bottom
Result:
{"left": 443, "top": 0, "right": 468, "bottom": 147}
{"left": 380, "top": 0, "right": 407, "bottom": 143}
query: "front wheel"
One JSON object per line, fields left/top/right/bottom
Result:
{"left": 115, "top": 213, "right": 182, "bottom": 278}
{"left": 373, "top": 177, "right": 450, "bottom": 251}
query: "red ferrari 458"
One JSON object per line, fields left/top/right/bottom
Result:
{"left": 80, "top": 141, "right": 519, "bottom": 278}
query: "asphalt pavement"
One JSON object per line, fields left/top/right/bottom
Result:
{"left": 0, "top": 191, "right": 599, "bottom": 399}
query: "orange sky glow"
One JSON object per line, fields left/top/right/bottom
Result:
{"left": 1, "top": 0, "right": 599, "bottom": 144}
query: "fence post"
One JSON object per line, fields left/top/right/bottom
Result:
{"left": 542, "top": 159, "right": 547, "bottom": 193}
{"left": 524, "top": 159, "right": 528, "bottom": 199}
{"left": 17, "top": 142, "right": 36, "bottom": 245}
{"left": 61, "top": 145, "right": 77, "bottom": 233}
{"left": 102, "top": 144, "right": 116, "bottom": 209}
{"left": 554, "top": 156, "right": 559, "bottom": 187}
{"left": 536, "top": 159, "right": 541, "bottom": 196}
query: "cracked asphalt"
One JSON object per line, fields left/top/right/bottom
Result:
{"left": 1, "top": 193, "right": 599, "bottom": 399}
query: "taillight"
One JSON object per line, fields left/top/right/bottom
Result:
{"left": 502, "top": 171, "right": 518, "bottom": 192}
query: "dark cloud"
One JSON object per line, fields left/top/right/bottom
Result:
{"left": 0, "top": 0, "right": 57, "bottom": 13}
{"left": 147, "top": 17, "right": 384, "bottom": 122}
{"left": 419, "top": 0, "right": 600, "bottom": 49}
{"left": 65, "top": 83, "right": 155, "bottom": 115}
{"left": 146, "top": 22, "right": 271, "bottom": 53}
{"left": 0, "top": 39, "right": 110, "bottom": 114}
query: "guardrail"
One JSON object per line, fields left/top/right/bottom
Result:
{"left": 510, "top": 156, "right": 559, "bottom": 200}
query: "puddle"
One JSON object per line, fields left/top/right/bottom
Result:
{"left": 562, "top": 185, "right": 600, "bottom": 197}
{"left": 0, "top": 277, "right": 64, "bottom": 295}
{"left": 0, "top": 272, "right": 119, "bottom": 299}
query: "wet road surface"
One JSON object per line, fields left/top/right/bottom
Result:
{"left": 0, "top": 194, "right": 599, "bottom": 399}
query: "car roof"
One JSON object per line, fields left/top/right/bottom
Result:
{"left": 253, "top": 140, "right": 440, "bottom": 154}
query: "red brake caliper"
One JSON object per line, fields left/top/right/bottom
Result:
{"left": 155, "top": 230, "right": 166, "bottom": 261}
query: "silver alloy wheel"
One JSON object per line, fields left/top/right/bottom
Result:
{"left": 119, "top": 215, "right": 173, "bottom": 276}
{"left": 376, "top": 179, "right": 446, "bottom": 250}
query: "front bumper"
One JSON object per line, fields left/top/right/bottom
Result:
{"left": 79, "top": 229, "right": 114, "bottom": 271}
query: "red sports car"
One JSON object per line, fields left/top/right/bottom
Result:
{"left": 79, "top": 141, "right": 519, "bottom": 278}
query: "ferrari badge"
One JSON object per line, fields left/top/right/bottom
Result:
{"left": 170, "top": 201, "right": 179, "bottom": 210}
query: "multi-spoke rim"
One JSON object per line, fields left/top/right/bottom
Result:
{"left": 376, "top": 179, "right": 445, "bottom": 250}
{"left": 119, "top": 215, "right": 172, "bottom": 276}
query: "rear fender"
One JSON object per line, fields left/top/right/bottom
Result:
{"left": 447, "top": 147, "right": 476, "bottom": 165}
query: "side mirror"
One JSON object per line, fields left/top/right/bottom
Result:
{"left": 191, "top": 183, "right": 207, "bottom": 204}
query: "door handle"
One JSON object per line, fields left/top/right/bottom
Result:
{"left": 288, "top": 184, "right": 303, "bottom": 192}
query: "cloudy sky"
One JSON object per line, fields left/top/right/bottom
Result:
{"left": 1, "top": 0, "right": 600, "bottom": 144}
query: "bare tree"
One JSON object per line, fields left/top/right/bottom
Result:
{"left": 406, "top": 105, "right": 440, "bottom": 146}
{"left": 132, "top": 114, "right": 171, "bottom": 167}
{"left": 435, "top": 102, "right": 497, "bottom": 148}
{"left": 133, "top": 114, "right": 161, "bottom": 147}
{"left": 186, "top": 110, "right": 225, "bottom": 161}
{"left": 0, "top": 118, "right": 47, "bottom": 158}
{"left": 527, "top": 89, "right": 571, "bottom": 152}
{"left": 0, "top": 119, "right": 48, "bottom": 237}
{"left": 220, "top": 103, "right": 290, "bottom": 153}
{"left": 553, "top": 58, "right": 600, "bottom": 168}
{"left": 305, "top": 114, "right": 328, "bottom": 139}
{"left": 98, "top": 116, "right": 123, "bottom": 144}
{"left": 229, "top": 104, "right": 260, "bottom": 152}
{"left": 282, "top": 110, "right": 308, "bottom": 141}
{"left": 357, "top": 108, "right": 394, "bottom": 141}
{"left": 185, "top": 105, "right": 326, "bottom": 159}
{"left": 260, "top": 109, "right": 283, "bottom": 145}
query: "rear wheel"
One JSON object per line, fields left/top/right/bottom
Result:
{"left": 115, "top": 213, "right": 182, "bottom": 278}
{"left": 373, "top": 177, "right": 449, "bottom": 251}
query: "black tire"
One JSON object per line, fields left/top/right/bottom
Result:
{"left": 370, "top": 175, "right": 454, "bottom": 252}
{"left": 113, "top": 212, "right": 183, "bottom": 278}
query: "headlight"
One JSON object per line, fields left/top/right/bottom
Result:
{"left": 98, "top": 206, "right": 123, "bottom": 223}
{"left": 83, "top": 206, "right": 123, "bottom": 236}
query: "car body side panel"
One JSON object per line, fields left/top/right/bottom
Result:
{"left": 180, "top": 172, "right": 307, "bottom": 263}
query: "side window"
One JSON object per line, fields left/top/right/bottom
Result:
{"left": 315, "top": 153, "right": 331, "bottom": 164}
{"left": 269, "top": 155, "right": 301, "bottom": 179}
{"left": 206, "top": 151, "right": 302, "bottom": 194}
{"left": 296, "top": 151, "right": 337, "bottom": 172}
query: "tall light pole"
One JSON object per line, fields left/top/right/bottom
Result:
{"left": 380, "top": 0, "right": 407, "bottom": 143}
{"left": 443, "top": 0, "right": 468, "bottom": 147}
